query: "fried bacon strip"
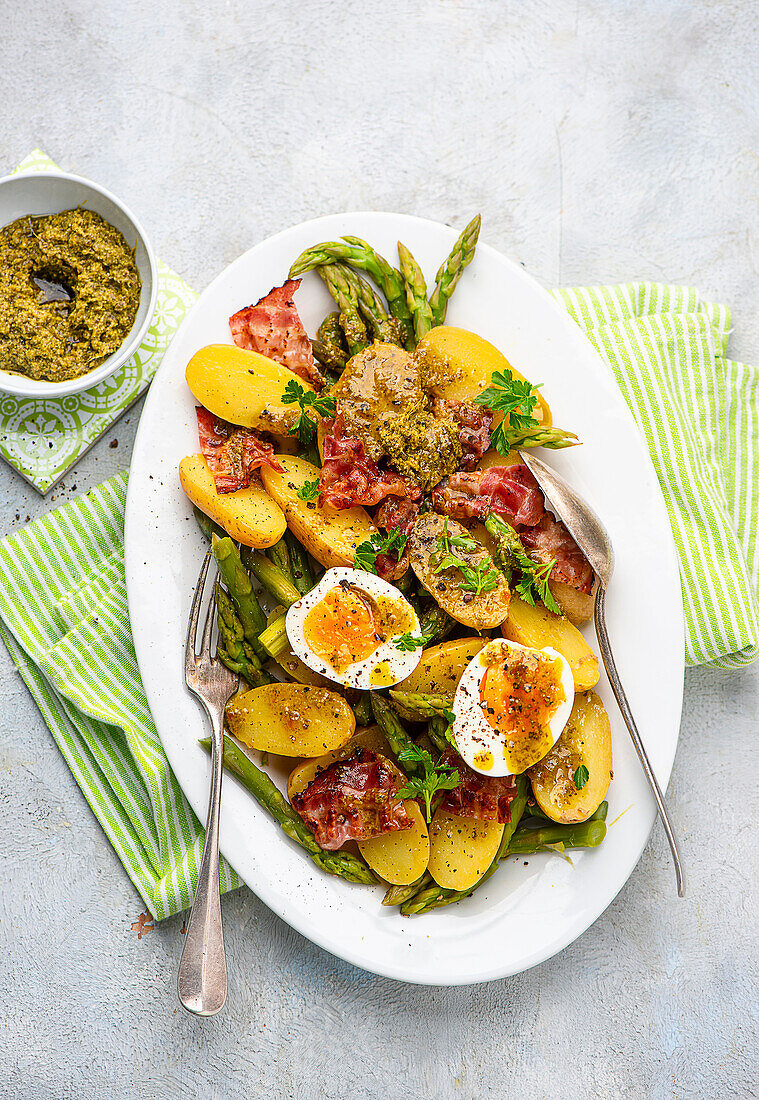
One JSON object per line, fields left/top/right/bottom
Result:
{"left": 431, "top": 464, "right": 544, "bottom": 526}
{"left": 520, "top": 513, "right": 594, "bottom": 594}
{"left": 291, "top": 748, "right": 412, "bottom": 850}
{"left": 196, "top": 407, "right": 281, "bottom": 493}
{"left": 319, "top": 416, "right": 422, "bottom": 511}
{"left": 438, "top": 751, "right": 517, "bottom": 824}
{"left": 229, "top": 278, "right": 325, "bottom": 390}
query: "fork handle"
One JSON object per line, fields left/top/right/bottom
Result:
{"left": 594, "top": 588, "right": 685, "bottom": 897}
{"left": 177, "top": 705, "right": 228, "bottom": 1015}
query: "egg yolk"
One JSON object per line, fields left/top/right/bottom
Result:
{"left": 478, "top": 648, "right": 564, "bottom": 771}
{"left": 303, "top": 585, "right": 383, "bottom": 672}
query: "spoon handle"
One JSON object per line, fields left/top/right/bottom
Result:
{"left": 594, "top": 588, "right": 685, "bottom": 897}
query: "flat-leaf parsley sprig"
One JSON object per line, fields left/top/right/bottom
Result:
{"left": 474, "top": 369, "right": 578, "bottom": 453}
{"left": 353, "top": 530, "right": 407, "bottom": 573}
{"left": 432, "top": 520, "right": 500, "bottom": 597}
{"left": 281, "top": 378, "right": 336, "bottom": 449}
{"left": 396, "top": 742, "right": 460, "bottom": 823}
{"left": 483, "top": 514, "right": 562, "bottom": 614}
{"left": 296, "top": 478, "right": 320, "bottom": 502}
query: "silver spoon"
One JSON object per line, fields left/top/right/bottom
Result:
{"left": 519, "top": 451, "right": 685, "bottom": 897}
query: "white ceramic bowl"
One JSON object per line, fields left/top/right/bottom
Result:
{"left": 0, "top": 170, "right": 157, "bottom": 398}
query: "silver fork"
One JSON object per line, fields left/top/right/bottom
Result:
{"left": 177, "top": 549, "right": 238, "bottom": 1016}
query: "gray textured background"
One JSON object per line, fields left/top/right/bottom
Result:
{"left": 1, "top": 2, "right": 758, "bottom": 1097}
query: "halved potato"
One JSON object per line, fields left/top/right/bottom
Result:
{"left": 529, "top": 690, "right": 612, "bottom": 823}
{"left": 286, "top": 725, "right": 392, "bottom": 802}
{"left": 475, "top": 448, "right": 521, "bottom": 473}
{"left": 359, "top": 800, "right": 430, "bottom": 885}
{"left": 418, "top": 326, "right": 552, "bottom": 426}
{"left": 395, "top": 637, "right": 488, "bottom": 695}
{"left": 179, "top": 454, "right": 286, "bottom": 548}
{"left": 503, "top": 594, "right": 599, "bottom": 691}
{"left": 407, "top": 512, "right": 511, "bottom": 631}
{"left": 185, "top": 344, "right": 311, "bottom": 434}
{"left": 548, "top": 579, "right": 595, "bottom": 626}
{"left": 226, "top": 683, "right": 354, "bottom": 757}
{"left": 260, "top": 455, "right": 376, "bottom": 569}
{"left": 427, "top": 809, "right": 504, "bottom": 891}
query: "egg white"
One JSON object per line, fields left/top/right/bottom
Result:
{"left": 285, "top": 567, "right": 423, "bottom": 689}
{"left": 452, "top": 638, "right": 574, "bottom": 777}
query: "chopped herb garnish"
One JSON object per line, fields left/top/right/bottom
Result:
{"left": 353, "top": 529, "right": 407, "bottom": 573}
{"left": 484, "top": 513, "right": 562, "bottom": 614}
{"left": 432, "top": 519, "right": 500, "bottom": 596}
{"left": 397, "top": 742, "right": 460, "bottom": 823}
{"left": 392, "top": 631, "right": 431, "bottom": 652}
{"left": 281, "top": 378, "right": 337, "bottom": 449}
{"left": 297, "top": 478, "right": 320, "bottom": 502}
{"left": 573, "top": 764, "right": 589, "bottom": 790}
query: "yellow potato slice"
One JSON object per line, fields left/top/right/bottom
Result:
{"left": 260, "top": 455, "right": 376, "bottom": 569}
{"left": 185, "top": 344, "right": 311, "bottom": 433}
{"left": 359, "top": 800, "right": 430, "bottom": 886}
{"left": 179, "top": 454, "right": 286, "bottom": 548}
{"left": 529, "top": 690, "right": 612, "bottom": 823}
{"left": 226, "top": 683, "right": 354, "bottom": 757}
{"left": 427, "top": 808, "right": 504, "bottom": 891}
{"left": 395, "top": 637, "right": 488, "bottom": 695}
{"left": 503, "top": 594, "right": 599, "bottom": 692}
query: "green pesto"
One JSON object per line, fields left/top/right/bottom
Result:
{"left": 0, "top": 208, "right": 141, "bottom": 382}
{"left": 377, "top": 406, "right": 462, "bottom": 490}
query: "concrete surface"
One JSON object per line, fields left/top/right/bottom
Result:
{"left": 1, "top": 2, "right": 758, "bottom": 1097}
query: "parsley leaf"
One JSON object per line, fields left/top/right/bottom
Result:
{"left": 397, "top": 742, "right": 460, "bottom": 823}
{"left": 431, "top": 520, "right": 500, "bottom": 597}
{"left": 281, "top": 379, "right": 337, "bottom": 449}
{"left": 392, "top": 631, "right": 431, "bottom": 652}
{"left": 296, "top": 478, "right": 320, "bottom": 502}
{"left": 573, "top": 764, "right": 589, "bottom": 790}
{"left": 353, "top": 530, "right": 407, "bottom": 573}
{"left": 473, "top": 369, "right": 543, "bottom": 456}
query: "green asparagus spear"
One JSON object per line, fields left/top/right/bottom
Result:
{"left": 341, "top": 266, "right": 405, "bottom": 346}
{"left": 215, "top": 583, "right": 272, "bottom": 686}
{"left": 193, "top": 505, "right": 226, "bottom": 543}
{"left": 507, "top": 817, "right": 606, "bottom": 854}
{"left": 401, "top": 774, "right": 530, "bottom": 916}
{"left": 369, "top": 693, "right": 421, "bottom": 776}
{"left": 312, "top": 312, "right": 349, "bottom": 372}
{"left": 239, "top": 547, "right": 301, "bottom": 608}
{"left": 289, "top": 238, "right": 413, "bottom": 345}
{"left": 212, "top": 535, "right": 268, "bottom": 656}
{"left": 426, "top": 715, "right": 453, "bottom": 754}
{"left": 503, "top": 424, "right": 579, "bottom": 450}
{"left": 382, "top": 871, "right": 432, "bottom": 907}
{"left": 257, "top": 612, "right": 289, "bottom": 661}
{"left": 285, "top": 529, "right": 313, "bottom": 595}
{"left": 199, "top": 735, "right": 377, "bottom": 885}
{"left": 318, "top": 264, "right": 369, "bottom": 355}
{"left": 418, "top": 603, "right": 455, "bottom": 644}
{"left": 351, "top": 693, "right": 373, "bottom": 728}
{"left": 428, "top": 215, "right": 481, "bottom": 326}
{"left": 397, "top": 242, "right": 434, "bottom": 344}
{"left": 389, "top": 690, "right": 455, "bottom": 720}
{"left": 268, "top": 537, "right": 293, "bottom": 584}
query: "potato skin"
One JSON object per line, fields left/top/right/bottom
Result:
{"left": 259, "top": 455, "right": 377, "bottom": 569}
{"left": 359, "top": 800, "right": 430, "bottom": 885}
{"left": 503, "top": 594, "right": 599, "bottom": 692}
{"left": 185, "top": 344, "right": 311, "bottom": 433}
{"left": 226, "top": 683, "right": 355, "bottom": 757}
{"left": 179, "top": 453, "right": 286, "bottom": 548}
{"left": 548, "top": 579, "right": 595, "bottom": 626}
{"left": 408, "top": 512, "right": 511, "bottom": 630}
{"left": 395, "top": 637, "right": 488, "bottom": 696}
{"left": 529, "top": 690, "right": 612, "bottom": 823}
{"left": 418, "top": 326, "right": 552, "bottom": 427}
{"left": 427, "top": 808, "right": 504, "bottom": 891}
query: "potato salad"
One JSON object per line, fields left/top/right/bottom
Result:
{"left": 179, "top": 218, "right": 613, "bottom": 916}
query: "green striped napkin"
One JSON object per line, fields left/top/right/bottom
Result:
{"left": 0, "top": 281, "right": 755, "bottom": 920}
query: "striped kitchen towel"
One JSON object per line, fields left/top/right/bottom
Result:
{"left": 0, "top": 471, "right": 240, "bottom": 920}
{"left": 0, "top": 282, "right": 755, "bottom": 921}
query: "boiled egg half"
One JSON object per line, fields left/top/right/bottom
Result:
{"left": 452, "top": 638, "right": 574, "bottom": 776}
{"left": 285, "top": 567, "right": 424, "bottom": 689}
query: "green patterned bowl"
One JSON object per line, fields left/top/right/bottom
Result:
{"left": 0, "top": 170, "right": 157, "bottom": 398}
